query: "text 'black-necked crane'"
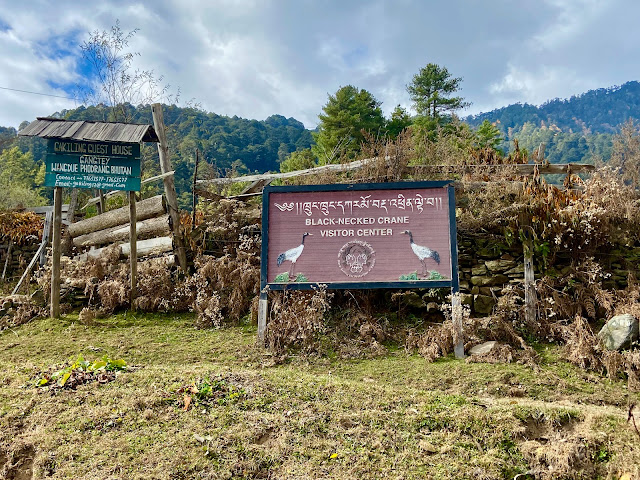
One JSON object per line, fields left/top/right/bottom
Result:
{"left": 402, "top": 230, "right": 440, "bottom": 277}
{"left": 277, "top": 232, "right": 312, "bottom": 277}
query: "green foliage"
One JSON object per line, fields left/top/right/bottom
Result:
{"left": 407, "top": 63, "right": 470, "bottom": 121}
{"left": 13, "top": 105, "right": 313, "bottom": 211}
{"left": 400, "top": 271, "right": 446, "bottom": 280}
{"left": 312, "top": 85, "right": 385, "bottom": 163}
{"left": 474, "top": 119, "right": 503, "bottom": 152}
{"left": 609, "top": 119, "right": 640, "bottom": 187}
{"left": 35, "top": 355, "right": 127, "bottom": 388}
{"left": 181, "top": 377, "right": 247, "bottom": 409}
{"left": 273, "top": 272, "right": 309, "bottom": 283}
{"left": 400, "top": 272, "right": 419, "bottom": 280}
{"left": 386, "top": 105, "right": 412, "bottom": 138}
{"left": 280, "top": 148, "right": 317, "bottom": 173}
{"left": 0, "top": 146, "right": 46, "bottom": 209}
{"left": 468, "top": 80, "right": 640, "bottom": 135}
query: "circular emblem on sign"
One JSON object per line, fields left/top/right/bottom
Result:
{"left": 338, "top": 240, "right": 376, "bottom": 278}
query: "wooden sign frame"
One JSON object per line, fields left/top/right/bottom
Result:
{"left": 258, "top": 180, "right": 463, "bottom": 357}
{"left": 260, "top": 181, "right": 459, "bottom": 292}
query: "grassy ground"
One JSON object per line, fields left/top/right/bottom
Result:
{"left": 0, "top": 312, "right": 639, "bottom": 479}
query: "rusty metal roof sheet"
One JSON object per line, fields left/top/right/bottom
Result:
{"left": 17, "top": 117, "right": 159, "bottom": 143}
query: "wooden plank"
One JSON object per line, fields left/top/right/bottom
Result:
{"left": 11, "top": 242, "right": 46, "bottom": 295}
{"left": 197, "top": 161, "right": 596, "bottom": 186}
{"left": 411, "top": 163, "right": 596, "bottom": 175}
{"left": 50, "top": 187, "right": 63, "bottom": 318}
{"left": 197, "top": 157, "right": 376, "bottom": 185}
{"left": 66, "top": 189, "right": 79, "bottom": 224}
{"left": 152, "top": 103, "right": 187, "bottom": 271}
{"left": 240, "top": 179, "right": 272, "bottom": 195}
{"left": 129, "top": 191, "right": 137, "bottom": 310}
{"left": 1, "top": 242, "right": 11, "bottom": 280}
{"left": 30, "top": 205, "right": 70, "bottom": 214}
{"left": 40, "top": 211, "right": 53, "bottom": 266}
{"left": 68, "top": 195, "right": 165, "bottom": 237}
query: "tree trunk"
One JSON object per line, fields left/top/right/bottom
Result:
{"left": 73, "top": 236, "right": 173, "bottom": 262}
{"left": 72, "top": 214, "right": 170, "bottom": 248}
{"left": 120, "top": 236, "right": 173, "bottom": 257}
{"left": 68, "top": 195, "right": 165, "bottom": 238}
{"left": 152, "top": 103, "right": 188, "bottom": 271}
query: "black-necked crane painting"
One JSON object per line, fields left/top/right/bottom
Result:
{"left": 277, "top": 232, "right": 312, "bottom": 277}
{"left": 402, "top": 230, "right": 440, "bottom": 277}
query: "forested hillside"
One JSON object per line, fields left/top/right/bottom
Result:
{"left": 0, "top": 104, "right": 313, "bottom": 208}
{"left": 467, "top": 81, "right": 640, "bottom": 134}
{"left": 3, "top": 76, "right": 640, "bottom": 209}
{"left": 466, "top": 81, "right": 640, "bottom": 164}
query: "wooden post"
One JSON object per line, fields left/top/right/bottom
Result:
{"left": 66, "top": 188, "right": 79, "bottom": 224}
{"left": 151, "top": 103, "right": 188, "bottom": 271}
{"left": 40, "top": 211, "right": 53, "bottom": 266}
{"left": 129, "top": 191, "right": 137, "bottom": 309}
{"left": 97, "top": 190, "right": 106, "bottom": 214}
{"left": 192, "top": 149, "right": 199, "bottom": 225}
{"left": 524, "top": 231, "right": 537, "bottom": 328}
{"left": 257, "top": 292, "right": 268, "bottom": 344}
{"left": 452, "top": 292, "right": 465, "bottom": 359}
{"left": 1, "top": 242, "right": 11, "bottom": 280}
{"left": 51, "top": 186, "right": 63, "bottom": 318}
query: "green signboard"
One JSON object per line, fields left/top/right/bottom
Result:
{"left": 47, "top": 139, "right": 140, "bottom": 159}
{"left": 45, "top": 139, "right": 141, "bottom": 192}
{"left": 44, "top": 173, "right": 141, "bottom": 191}
{"left": 45, "top": 154, "right": 141, "bottom": 177}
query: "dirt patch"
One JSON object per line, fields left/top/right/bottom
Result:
{"left": 254, "top": 427, "right": 275, "bottom": 445}
{"left": 0, "top": 445, "right": 35, "bottom": 480}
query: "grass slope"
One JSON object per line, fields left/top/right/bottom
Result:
{"left": 1, "top": 312, "right": 639, "bottom": 479}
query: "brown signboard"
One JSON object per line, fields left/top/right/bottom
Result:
{"left": 261, "top": 181, "right": 459, "bottom": 291}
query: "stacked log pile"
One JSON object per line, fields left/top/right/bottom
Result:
{"left": 67, "top": 195, "right": 174, "bottom": 263}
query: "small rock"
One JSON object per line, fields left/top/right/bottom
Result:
{"left": 418, "top": 440, "right": 438, "bottom": 454}
{"left": 469, "top": 341, "right": 498, "bottom": 355}
{"left": 471, "top": 275, "right": 509, "bottom": 287}
{"left": 505, "top": 264, "right": 525, "bottom": 275}
{"left": 597, "top": 314, "right": 639, "bottom": 351}
{"left": 473, "top": 295, "right": 496, "bottom": 315}
{"left": 485, "top": 259, "right": 516, "bottom": 272}
{"left": 426, "top": 302, "right": 439, "bottom": 313}
{"left": 400, "top": 292, "right": 424, "bottom": 308}
{"left": 460, "top": 294, "right": 473, "bottom": 306}
{"left": 471, "top": 264, "right": 487, "bottom": 276}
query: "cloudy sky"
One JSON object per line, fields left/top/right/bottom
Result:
{"left": 0, "top": 0, "right": 638, "bottom": 129}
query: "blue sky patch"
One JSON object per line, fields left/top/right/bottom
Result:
{"left": 0, "top": 17, "right": 10, "bottom": 32}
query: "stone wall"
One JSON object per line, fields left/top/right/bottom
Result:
{"left": 0, "top": 242, "right": 41, "bottom": 281}
{"left": 457, "top": 233, "right": 637, "bottom": 316}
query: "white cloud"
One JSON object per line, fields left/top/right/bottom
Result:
{"left": 1, "top": 0, "right": 640, "bottom": 127}
{"left": 489, "top": 63, "right": 593, "bottom": 107}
